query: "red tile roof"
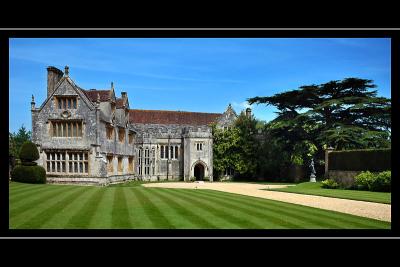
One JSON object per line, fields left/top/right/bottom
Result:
{"left": 129, "top": 109, "right": 222, "bottom": 125}
{"left": 82, "top": 89, "right": 111, "bottom": 102}
{"left": 116, "top": 98, "right": 125, "bottom": 108}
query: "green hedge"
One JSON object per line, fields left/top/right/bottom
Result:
{"left": 11, "top": 165, "right": 46, "bottom": 184}
{"left": 328, "top": 148, "right": 391, "bottom": 172}
{"left": 354, "top": 170, "right": 391, "bottom": 192}
{"left": 19, "top": 141, "right": 39, "bottom": 163}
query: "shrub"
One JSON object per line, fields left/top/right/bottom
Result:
{"left": 19, "top": 141, "right": 39, "bottom": 163}
{"left": 21, "top": 161, "right": 38, "bottom": 166}
{"left": 321, "top": 179, "right": 339, "bottom": 189}
{"left": 354, "top": 171, "right": 374, "bottom": 190}
{"left": 354, "top": 170, "right": 391, "bottom": 192}
{"left": 11, "top": 165, "right": 46, "bottom": 184}
{"left": 371, "top": 171, "right": 391, "bottom": 192}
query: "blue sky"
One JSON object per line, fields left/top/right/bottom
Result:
{"left": 9, "top": 38, "right": 391, "bottom": 133}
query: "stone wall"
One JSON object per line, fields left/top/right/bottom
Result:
{"left": 47, "top": 174, "right": 135, "bottom": 185}
{"left": 31, "top": 67, "right": 237, "bottom": 185}
{"left": 327, "top": 170, "right": 362, "bottom": 188}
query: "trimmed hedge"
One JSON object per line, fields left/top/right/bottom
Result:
{"left": 19, "top": 141, "right": 40, "bottom": 163}
{"left": 354, "top": 170, "right": 391, "bottom": 192}
{"left": 328, "top": 148, "right": 391, "bottom": 172}
{"left": 21, "top": 161, "right": 38, "bottom": 166}
{"left": 11, "top": 165, "right": 46, "bottom": 184}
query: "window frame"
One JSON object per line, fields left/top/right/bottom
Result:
{"left": 46, "top": 150, "right": 89, "bottom": 174}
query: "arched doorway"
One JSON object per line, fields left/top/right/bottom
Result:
{"left": 194, "top": 163, "right": 205, "bottom": 181}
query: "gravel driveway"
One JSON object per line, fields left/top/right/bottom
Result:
{"left": 143, "top": 182, "right": 391, "bottom": 222}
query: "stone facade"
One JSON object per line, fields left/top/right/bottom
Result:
{"left": 31, "top": 66, "right": 237, "bottom": 185}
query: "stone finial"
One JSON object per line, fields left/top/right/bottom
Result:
{"left": 31, "top": 94, "right": 35, "bottom": 110}
{"left": 97, "top": 93, "right": 101, "bottom": 103}
{"left": 64, "top": 66, "right": 69, "bottom": 77}
{"left": 111, "top": 82, "right": 114, "bottom": 89}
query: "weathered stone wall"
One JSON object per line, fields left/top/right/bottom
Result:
{"left": 183, "top": 129, "right": 213, "bottom": 181}
{"left": 328, "top": 170, "right": 361, "bottom": 188}
{"left": 32, "top": 79, "right": 99, "bottom": 175}
{"left": 47, "top": 174, "right": 134, "bottom": 186}
{"left": 216, "top": 104, "right": 237, "bottom": 129}
{"left": 130, "top": 123, "right": 215, "bottom": 181}
{"left": 31, "top": 69, "right": 237, "bottom": 185}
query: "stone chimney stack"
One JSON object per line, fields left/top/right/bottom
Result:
{"left": 47, "top": 66, "right": 64, "bottom": 97}
{"left": 245, "top": 107, "right": 252, "bottom": 118}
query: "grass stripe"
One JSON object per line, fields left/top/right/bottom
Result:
{"left": 196, "top": 189, "right": 388, "bottom": 229}
{"left": 122, "top": 188, "right": 153, "bottom": 228}
{"left": 130, "top": 188, "right": 175, "bottom": 229}
{"left": 9, "top": 183, "right": 48, "bottom": 195}
{"left": 189, "top": 189, "right": 337, "bottom": 228}
{"left": 179, "top": 189, "right": 307, "bottom": 228}
{"left": 87, "top": 187, "right": 115, "bottom": 229}
{"left": 40, "top": 186, "right": 99, "bottom": 228}
{"left": 64, "top": 187, "right": 105, "bottom": 228}
{"left": 111, "top": 187, "right": 132, "bottom": 229}
{"left": 9, "top": 185, "right": 62, "bottom": 205}
{"left": 158, "top": 188, "right": 265, "bottom": 229}
{"left": 8, "top": 182, "right": 37, "bottom": 193}
{"left": 171, "top": 188, "right": 312, "bottom": 228}
{"left": 16, "top": 186, "right": 89, "bottom": 229}
{"left": 9, "top": 185, "right": 77, "bottom": 218}
{"left": 196, "top": 189, "right": 375, "bottom": 228}
{"left": 146, "top": 188, "right": 217, "bottom": 228}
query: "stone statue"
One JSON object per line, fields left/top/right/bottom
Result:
{"left": 309, "top": 158, "right": 316, "bottom": 182}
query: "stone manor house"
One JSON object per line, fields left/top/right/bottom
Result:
{"left": 31, "top": 66, "right": 239, "bottom": 185}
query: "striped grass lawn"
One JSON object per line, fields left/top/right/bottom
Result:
{"left": 9, "top": 182, "right": 390, "bottom": 229}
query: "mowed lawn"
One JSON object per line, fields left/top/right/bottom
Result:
{"left": 9, "top": 182, "right": 390, "bottom": 229}
{"left": 268, "top": 182, "right": 391, "bottom": 204}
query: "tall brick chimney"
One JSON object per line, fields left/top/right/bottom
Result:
{"left": 47, "top": 66, "right": 64, "bottom": 97}
{"left": 245, "top": 107, "right": 252, "bottom": 118}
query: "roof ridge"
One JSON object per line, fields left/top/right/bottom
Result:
{"left": 129, "top": 109, "right": 222, "bottom": 125}
{"left": 84, "top": 89, "right": 111, "bottom": 92}
{"left": 130, "top": 109, "right": 222, "bottom": 115}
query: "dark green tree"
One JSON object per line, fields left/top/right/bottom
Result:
{"left": 9, "top": 125, "right": 32, "bottom": 158}
{"left": 233, "top": 111, "right": 259, "bottom": 178}
{"left": 212, "top": 111, "right": 259, "bottom": 180}
{"left": 248, "top": 78, "right": 391, "bottom": 180}
{"left": 248, "top": 78, "right": 391, "bottom": 151}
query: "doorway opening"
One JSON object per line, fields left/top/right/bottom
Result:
{"left": 194, "top": 163, "right": 205, "bottom": 181}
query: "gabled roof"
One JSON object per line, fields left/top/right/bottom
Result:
{"left": 129, "top": 109, "right": 223, "bottom": 125}
{"left": 38, "top": 77, "right": 95, "bottom": 111}
{"left": 82, "top": 89, "right": 112, "bottom": 102}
